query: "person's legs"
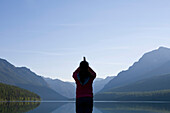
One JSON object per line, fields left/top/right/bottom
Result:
{"left": 76, "top": 97, "right": 93, "bottom": 113}
{"left": 84, "top": 97, "right": 93, "bottom": 113}
{"left": 76, "top": 98, "right": 84, "bottom": 113}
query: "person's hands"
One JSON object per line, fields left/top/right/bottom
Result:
{"left": 88, "top": 67, "right": 96, "bottom": 78}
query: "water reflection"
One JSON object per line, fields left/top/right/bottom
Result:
{"left": 0, "top": 102, "right": 40, "bottom": 113}
{"left": 28, "top": 101, "right": 101, "bottom": 113}
{"left": 1, "top": 101, "right": 170, "bottom": 113}
{"left": 94, "top": 101, "right": 170, "bottom": 113}
{"left": 28, "top": 101, "right": 69, "bottom": 113}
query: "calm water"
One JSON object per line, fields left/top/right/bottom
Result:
{"left": 1, "top": 101, "right": 170, "bottom": 113}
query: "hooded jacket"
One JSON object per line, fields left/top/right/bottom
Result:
{"left": 73, "top": 67, "right": 96, "bottom": 98}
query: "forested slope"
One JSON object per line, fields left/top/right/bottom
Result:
{"left": 0, "top": 83, "right": 40, "bottom": 101}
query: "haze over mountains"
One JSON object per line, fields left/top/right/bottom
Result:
{"left": 93, "top": 76, "right": 115, "bottom": 94}
{"left": 96, "top": 47, "right": 170, "bottom": 100}
{"left": 101, "top": 47, "right": 170, "bottom": 92}
{"left": 1, "top": 46, "right": 170, "bottom": 101}
{"left": 43, "top": 75, "right": 114, "bottom": 98}
{"left": 0, "top": 59, "right": 66, "bottom": 100}
{"left": 0, "top": 58, "right": 112, "bottom": 100}
{"left": 105, "top": 74, "right": 170, "bottom": 93}
{"left": 43, "top": 77, "right": 75, "bottom": 98}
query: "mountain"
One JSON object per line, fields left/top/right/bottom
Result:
{"left": 68, "top": 76, "right": 115, "bottom": 96}
{"left": 93, "top": 76, "right": 115, "bottom": 94}
{"left": 0, "top": 58, "right": 67, "bottom": 100}
{"left": 44, "top": 77, "right": 75, "bottom": 98}
{"left": 0, "top": 82, "right": 40, "bottom": 101}
{"left": 95, "top": 78, "right": 104, "bottom": 82}
{"left": 0, "top": 59, "right": 47, "bottom": 86}
{"left": 95, "top": 74, "right": 170, "bottom": 101}
{"left": 102, "top": 74, "right": 170, "bottom": 93}
{"left": 43, "top": 76, "right": 115, "bottom": 99}
{"left": 101, "top": 47, "right": 170, "bottom": 92}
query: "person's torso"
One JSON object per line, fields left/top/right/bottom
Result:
{"left": 76, "top": 75, "right": 94, "bottom": 98}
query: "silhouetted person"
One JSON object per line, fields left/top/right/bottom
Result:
{"left": 73, "top": 57, "right": 96, "bottom": 113}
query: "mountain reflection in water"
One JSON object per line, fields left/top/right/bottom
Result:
{"left": 1, "top": 101, "right": 170, "bottom": 113}
{"left": 94, "top": 101, "right": 170, "bottom": 113}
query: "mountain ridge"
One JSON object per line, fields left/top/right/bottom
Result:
{"left": 0, "top": 58, "right": 67, "bottom": 100}
{"left": 44, "top": 77, "right": 75, "bottom": 98}
{"left": 101, "top": 47, "right": 170, "bottom": 92}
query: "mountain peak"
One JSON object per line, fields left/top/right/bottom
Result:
{"left": 102, "top": 46, "right": 170, "bottom": 91}
{"left": 158, "top": 46, "right": 170, "bottom": 51}
{"left": 19, "top": 67, "right": 31, "bottom": 71}
{"left": 0, "top": 58, "right": 9, "bottom": 63}
{"left": 0, "top": 58, "right": 15, "bottom": 68}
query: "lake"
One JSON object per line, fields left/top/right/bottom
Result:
{"left": 1, "top": 101, "right": 170, "bottom": 113}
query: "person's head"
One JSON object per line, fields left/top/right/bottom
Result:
{"left": 79, "top": 57, "right": 89, "bottom": 71}
{"left": 79, "top": 57, "right": 90, "bottom": 84}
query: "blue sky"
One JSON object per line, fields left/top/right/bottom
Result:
{"left": 0, "top": 0, "right": 170, "bottom": 81}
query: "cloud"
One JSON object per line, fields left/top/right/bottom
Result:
{"left": 0, "top": 46, "right": 131, "bottom": 57}
{"left": 101, "top": 46, "right": 131, "bottom": 50}
{"left": 49, "top": 23, "right": 105, "bottom": 27}
{"left": 0, "top": 49, "right": 64, "bottom": 56}
{"left": 94, "top": 62, "right": 125, "bottom": 65}
{"left": 27, "top": 51, "right": 64, "bottom": 56}
{"left": 138, "top": 27, "right": 170, "bottom": 31}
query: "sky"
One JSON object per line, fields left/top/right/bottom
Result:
{"left": 0, "top": 0, "right": 170, "bottom": 82}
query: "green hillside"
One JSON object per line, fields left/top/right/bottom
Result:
{"left": 0, "top": 83, "right": 40, "bottom": 101}
{"left": 95, "top": 89, "right": 170, "bottom": 101}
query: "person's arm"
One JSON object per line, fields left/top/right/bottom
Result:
{"left": 73, "top": 67, "right": 80, "bottom": 80}
{"left": 88, "top": 67, "right": 96, "bottom": 79}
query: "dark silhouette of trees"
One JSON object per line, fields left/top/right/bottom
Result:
{"left": 0, "top": 83, "right": 40, "bottom": 101}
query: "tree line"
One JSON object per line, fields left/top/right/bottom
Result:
{"left": 0, "top": 83, "right": 40, "bottom": 101}
{"left": 94, "top": 89, "right": 170, "bottom": 101}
